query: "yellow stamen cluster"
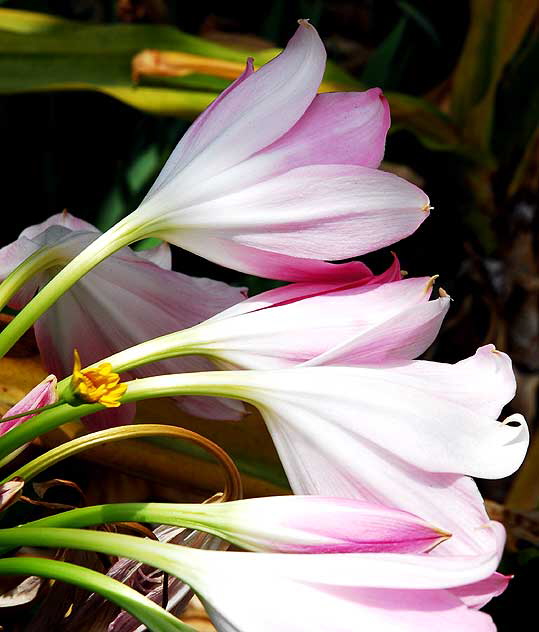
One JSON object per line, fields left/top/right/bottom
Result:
{"left": 70, "top": 349, "right": 127, "bottom": 408}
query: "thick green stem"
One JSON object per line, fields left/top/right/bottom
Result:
{"left": 0, "top": 371, "right": 256, "bottom": 464}
{"left": 0, "top": 223, "right": 135, "bottom": 359}
{"left": 0, "top": 556, "right": 195, "bottom": 632}
{"left": 0, "top": 527, "right": 205, "bottom": 588}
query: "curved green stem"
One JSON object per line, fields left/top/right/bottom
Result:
{"left": 0, "top": 556, "right": 195, "bottom": 632}
{"left": 3, "top": 424, "right": 242, "bottom": 500}
{"left": 0, "top": 371, "right": 256, "bottom": 464}
{"left": 0, "top": 224, "right": 135, "bottom": 359}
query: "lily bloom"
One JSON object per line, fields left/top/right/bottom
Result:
{"left": 107, "top": 20, "right": 430, "bottom": 282}
{"left": 0, "top": 213, "right": 246, "bottom": 428}
{"left": 0, "top": 526, "right": 505, "bottom": 631}
{"left": 101, "top": 263, "right": 449, "bottom": 373}
{"left": 26, "top": 495, "right": 451, "bottom": 555}
{"left": 119, "top": 345, "right": 527, "bottom": 565}
{"left": 181, "top": 541, "right": 504, "bottom": 631}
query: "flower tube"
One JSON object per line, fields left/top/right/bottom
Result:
{"left": 0, "top": 527, "right": 503, "bottom": 631}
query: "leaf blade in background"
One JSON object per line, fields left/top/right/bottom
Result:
{"left": 450, "top": 0, "right": 539, "bottom": 153}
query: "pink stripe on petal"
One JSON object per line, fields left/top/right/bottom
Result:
{"left": 0, "top": 375, "right": 57, "bottom": 436}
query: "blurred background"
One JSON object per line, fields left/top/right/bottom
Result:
{"left": 0, "top": 1, "right": 538, "bottom": 629}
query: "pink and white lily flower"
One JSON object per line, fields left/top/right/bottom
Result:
{"left": 0, "top": 213, "right": 246, "bottom": 428}
{"left": 110, "top": 20, "right": 429, "bottom": 281}
{"left": 179, "top": 542, "right": 504, "bottom": 631}
{"left": 184, "top": 269, "right": 449, "bottom": 368}
{"left": 104, "top": 259, "right": 449, "bottom": 372}
{"left": 121, "top": 345, "right": 527, "bottom": 569}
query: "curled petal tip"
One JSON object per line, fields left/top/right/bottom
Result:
{"left": 297, "top": 18, "right": 312, "bottom": 28}
{"left": 501, "top": 413, "right": 524, "bottom": 427}
{"left": 422, "top": 204, "right": 434, "bottom": 213}
{"left": 438, "top": 287, "right": 451, "bottom": 299}
{"left": 400, "top": 269, "right": 408, "bottom": 277}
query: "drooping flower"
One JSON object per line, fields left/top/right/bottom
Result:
{"left": 0, "top": 526, "right": 505, "bottom": 631}
{"left": 104, "top": 20, "right": 430, "bottom": 282}
{"left": 0, "top": 212, "right": 246, "bottom": 428}
{"left": 120, "top": 345, "right": 527, "bottom": 565}
{"left": 0, "top": 374, "right": 57, "bottom": 464}
{"left": 101, "top": 263, "right": 449, "bottom": 373}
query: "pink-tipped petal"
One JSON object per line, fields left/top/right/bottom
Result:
{"left": 214, "top": 495, "right": 449, "bottom": 554}
{"left": 210, "top": 254, "right": 401, "bottom": 321}
{"left": 190, "top": 276, "right": 448, "bottom": 370}
{"left": 142, "top": 21, "right": 326, "bottom": 207}
{"left": 181, "top": 545, "right": 501, "bottom": 632}
{"left": 0, "top": 375, "right": 57, "bottom": 436}
{"left": 204, "top": 580, "right": 495, "bottom": 632}
{"left": 181, "top": 88, "right": 391, "bottom": 203}
{"left": 260, "top": 88, "right": 391, "bottom": 170}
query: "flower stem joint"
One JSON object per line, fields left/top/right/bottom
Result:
{"left": 64, "top": 349, "right": 127, "bottom": 408}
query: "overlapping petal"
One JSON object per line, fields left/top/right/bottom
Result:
{"left": 175, "top": 543, "right": 502, "bottom": 632}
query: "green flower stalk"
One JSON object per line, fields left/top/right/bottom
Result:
{"left": 0, "top": 556, "right": 195, "bottom": 632}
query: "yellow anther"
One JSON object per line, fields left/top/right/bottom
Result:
{"left": 422, "top": 204, "right": 434, "bottom": 213}
{"left": 424, "top": 275, "right": 439, "bottom": 295}
{"left": 70, "top": 349, "right": 127, "bottom": 408}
